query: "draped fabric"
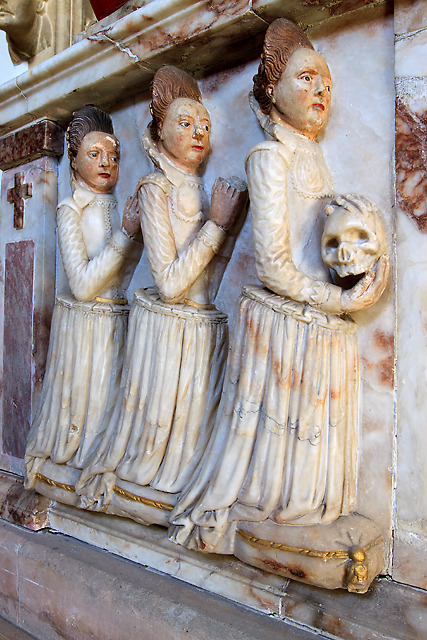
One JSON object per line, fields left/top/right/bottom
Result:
{"left": 170, "top": 286, "right": 358, "bottom": 553}
{"left": 76, "top": 288, "right": 228, "bottom": 507}
{"left": 25, "top": 295, "right": 129, "bottom": 485}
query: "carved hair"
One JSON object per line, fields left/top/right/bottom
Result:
{"left": 324, "top": 194, "right": 379, "bottom": 220}
{"left": 253, "top": 18, "right": 314, "bottom": 114}
{"left": 67, "top": 105, "right": 116, "bottom": 163}
{"left": 150, "top": 66, "right": 202, "bottom": 142}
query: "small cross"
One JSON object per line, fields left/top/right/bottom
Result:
{"left": 7, "top": 172, "right": 33, "bottom": 230}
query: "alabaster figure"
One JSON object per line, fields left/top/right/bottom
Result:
{"left": 25, "top": 106, "right": 143, "bottom": 492}
{"left": 0, "top": 0, "right": 52, "bottom": 64}
{"left": 169, "top": 19, "right": 389, "bottom": 571}
{"left": 76, "top": 66, "right": 247, "bottom": 524}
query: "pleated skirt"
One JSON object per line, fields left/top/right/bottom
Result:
{"left": 170, "top": 285, "right": 359, "bottom": 552}
{"left": 25, "top": 295, "right": 129, "bottom": 487}
{"left": 81, "top": 288, "right": 229, "bottom": 495}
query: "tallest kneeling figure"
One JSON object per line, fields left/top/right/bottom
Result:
{"left": 169, "top": 19, "right": 388, "bottom": 564}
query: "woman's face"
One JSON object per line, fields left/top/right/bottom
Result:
{"left": 270, "top": 48, "right": 332, "bottom": 140}
{"left": 158, "top": 98, "right": 210, "bottom": 174}
{"left": 72, "top": 131, "right": 120, "bottom": 193}
{"left": 0, "top": 0, "right": 40, "bottom": 33}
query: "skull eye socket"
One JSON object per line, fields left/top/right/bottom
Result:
{"left": 326, "top": 238, "right": 339, "bottom": 249}
{"left": 358, "top": 231, "right": 369, "bottom": 242}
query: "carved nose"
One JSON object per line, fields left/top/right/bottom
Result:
{"left": 338, "top": 243, "right": 352, "bottom": 263}
{"left": 314, "top": 77, "right": 326, "bottom": 95}
{"left": 193, "top": 121, "right": 204, "bottom": 138}
{"left": 99, "top": 153, "right": 109, "bottom": 167}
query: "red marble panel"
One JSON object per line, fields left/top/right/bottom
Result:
{"left": 0, "top": 121, "right": 63, "bottom": 171}
{"left": 395, "top": 99, "right": 427, "bottom": 232}
{"left": 2, "top": 241, "right": 34, "bottom": 459}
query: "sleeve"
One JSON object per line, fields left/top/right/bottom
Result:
{"left": 246, "top": 147, "right": 342, "bottom": 314}
{"left": 138, "top": 181, "right": 227, "bottom": 304}
{"left": 57, "top": 203, "right": 140, "bottom": 302}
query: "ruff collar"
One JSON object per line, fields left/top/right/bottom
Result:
{"left": 142, "top": 127, "right": 204, "bottom": 190}
{"left": 70, "top": 177, "right": 117, "bottom": 211}
{"left": 248, "top": 93, "right": 334, "bottom": 199}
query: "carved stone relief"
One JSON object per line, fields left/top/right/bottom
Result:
{"left": 23, "top": 19, "right": 390, "bottom": 596}
{"left": 0, "top": 0, "right": 95, "bottom": 65}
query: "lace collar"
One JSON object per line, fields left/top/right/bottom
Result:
{"left": 71, "top": 178, "right": 117, "bottom": 211}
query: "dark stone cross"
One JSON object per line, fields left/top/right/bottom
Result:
{"left": 7, "top": 171, "right": 33, "bottom": 230}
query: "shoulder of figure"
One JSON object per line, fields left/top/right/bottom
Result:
{"left": 136, "top": 173, "right": 171, "bottom": 196}
{"left": 57, "top": 196, "right": 81, "bottom": 218}
{"left": 245, "top": 140, "right": 291, "bottom": 170}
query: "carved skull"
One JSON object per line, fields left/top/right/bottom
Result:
{"left": 321, "top": 195, "right": 386, "bottom": 278}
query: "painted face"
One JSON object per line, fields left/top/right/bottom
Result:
{"left": 72, "top": 131, "right": 120, "bottom": 194}
{"left": 158, "top": 98, "right": 210, "bottom": 174}
{"left": 0, "top": 0, "right": 40, "bottom": 32}
{"left": 270, "top": 48, "right": 332, "bottom": 140}
{"left": 321, "top": 208, "right": 384, "bottom": 278}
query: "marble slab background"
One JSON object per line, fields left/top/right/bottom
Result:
{"left": 394, "top": 0, "right": 427, "bottom": 590}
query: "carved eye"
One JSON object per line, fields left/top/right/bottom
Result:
{"left": 181, "top": 121, "right": 190, "bottom": 128}
{"left": 326, "top": 238, "right": 339, "bottom": 249}
{"left": 204, "top": 125, "right": 209, "bottom": 132}
{"left": 326, "top": 85, "right": 331, "bottom": 92}
{"left": 88, "top": 151, "right": 98, "bottom": 158}
{"left": 111, "top": 156, "right": 118, "bottom": 163}
{"left": 303, "top": 75, "right": 311, "bottom": 82}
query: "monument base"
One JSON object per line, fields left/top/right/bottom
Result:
{"left": 234, "top": 515, "right": 384, "bottom": 593}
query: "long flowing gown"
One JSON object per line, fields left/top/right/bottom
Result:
{"left": 76, "top": 131, "right": 238, "bottom": 521}
{"left": 25, "top": 183, "right": 142, "bottom": 489}
{"left": 169, "top": 101, "right": 359, "bottom": 554}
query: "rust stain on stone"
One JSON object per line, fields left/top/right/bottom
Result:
{"left": 362, "top": 329, "right": 395, "bottom": 388}
{"left": 396, "top": 99, "right": 427, "bottom": 232}
{"left": 261, "top": 558, "right": 307, "bottom": 579}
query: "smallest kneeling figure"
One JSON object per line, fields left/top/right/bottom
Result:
{"left": 25, "top": 105, "right": 143, "bottom": 500}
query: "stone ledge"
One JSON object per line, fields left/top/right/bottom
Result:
{"left": 0, "top": 520, "right": 327, "bottom": 640}
{"left": 0, "top": 491, "right": 425, "bottom": 639}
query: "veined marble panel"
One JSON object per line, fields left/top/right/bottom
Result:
{"left": 394, "top": 16, "right": 427, "bottom": 589}
{"left": 0, "top": 157, "right": 58, "bottom": 475}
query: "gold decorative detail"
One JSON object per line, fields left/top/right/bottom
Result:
{"left": 236, "top": 529, "right": 383, "bottom": 563}
{"left": 95, "top": 296, "right": 127, "bottom": 305}
{"left": 113, "top": 485, "right": 174, "bottom": 511}
{"left": 35, "top": 473, "right": 75, "bottom": 493}
{"left": 183, "top": 298, "right": 215, "bottom": 310}
{"left": 346, "top": 545, "right": 370, "bottom": 593}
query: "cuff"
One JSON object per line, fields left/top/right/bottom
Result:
{"left": 111, "top": 229, "right": 137, "bottom": 257}
{"left": 310, "top": 282, "right": 342, "bottom": 314}
{"left": 199, "top": 220, "right": 227, "bottom": 252}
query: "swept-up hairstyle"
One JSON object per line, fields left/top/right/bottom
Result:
{"left": 150, "top": 66, "right": 202, "bottom": 142}
{"left": 253, "top": 18, "right": 314, "bottom": 114}
{"left": 67, "top": 105, "right": 116, "bottom": 164}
